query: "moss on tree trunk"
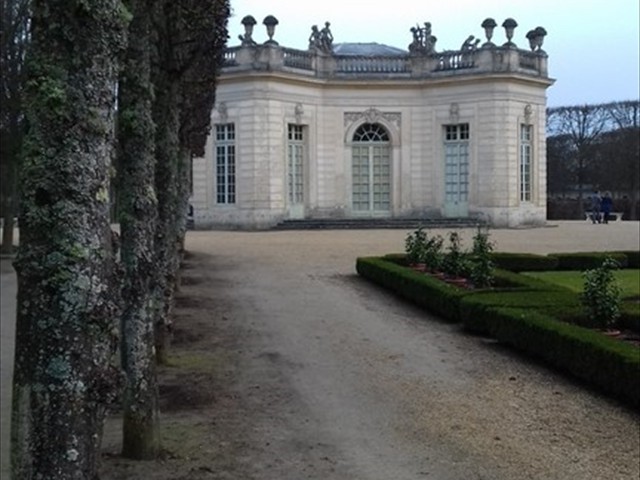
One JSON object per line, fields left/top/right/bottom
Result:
{"left": 152, "top": 76, "right": 181, "bottom": 366}
{"left": 10, "top": 1, "right": 129, "bottom": 478}
{"left": 117, "top": 0, "right": 159, "bottom": 460}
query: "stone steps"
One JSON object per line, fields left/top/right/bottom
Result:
{"left": 273, "top": 217, "right": 486, "bottom": 230}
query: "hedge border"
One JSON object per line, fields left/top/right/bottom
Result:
{"left": 356, "top": 255, "right": 640, "bottom": 408}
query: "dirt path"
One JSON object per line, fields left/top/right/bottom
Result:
{"left": 99, "top": 223, "right": 640, "bottom": 479}
{"left": 2, "top": 222, "right": 639, "bottom": 479}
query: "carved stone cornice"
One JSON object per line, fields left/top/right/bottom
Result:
{"left": 343, "top": 107, "right": 401, "bottom": 129}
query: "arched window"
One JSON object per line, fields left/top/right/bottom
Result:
{"left": 351, "top": 123, "right": 391, "bottom": 213}
{"left": 352, "top": 123, "right": 390, "bottom": 142}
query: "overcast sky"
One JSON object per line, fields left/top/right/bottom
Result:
{"left": 226, "top": 0, "right": 639, "bottom": 107}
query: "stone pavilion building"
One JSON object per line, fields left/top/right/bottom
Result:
{"left": 191, "top": 15, "right": 553, "bottom": 228}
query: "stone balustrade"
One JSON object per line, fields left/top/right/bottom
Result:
{"left": 221, "top": 43, "right": 548, "bottom": 79}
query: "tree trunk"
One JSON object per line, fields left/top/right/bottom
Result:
{"left": 1, "top": 172, "right": 16, "bottom": 254}
{"left": 10, "top": 1, "right": 128, "bottom": 479}
{"left": 152, "top": 79, "right": 181, "bottom": 366}
{"left": 117, "top": 0, "right": 159, "bottom": 460}
{"left": 1, "top": 113, "right": 23, "bottom": 257}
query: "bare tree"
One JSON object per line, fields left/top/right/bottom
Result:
{"left": 10, "top": 1, "right": 128, "bottom": 478}
{"left": 0, "top": 0, "right": 29, "bottom": 254}
{"left": 546, "top": 133, "right": 575, "bottom": 197}
{"left": 604, "top": 100, "right": 640, "bottom": 219}
{"left": 547, "top": 104, "right": 609, "bottom": 215}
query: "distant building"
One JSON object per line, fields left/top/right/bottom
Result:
{"left": 192, "top": 16, "right": 553, "bottom": 228}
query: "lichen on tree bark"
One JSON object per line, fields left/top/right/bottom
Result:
{"left": 11, "top": 1, "right": 129, "bottom": 478}
{"left": 117, "top": 0, "right": 159, "bottom": 460}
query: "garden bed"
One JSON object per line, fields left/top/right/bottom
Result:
{"left": 356, "top": 252, "right": 640, "bottom": 409}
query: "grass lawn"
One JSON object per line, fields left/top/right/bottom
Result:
{"left": 523, "top": 269, "right": 640, "bottom": 299}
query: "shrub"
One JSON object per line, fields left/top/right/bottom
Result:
{"left": 580, "top": 257, "right": 622, "bottom": 330}
{"left": 469, "top": 227, "right": 494, "bottom": 288}
{"left": 423, "top": 234, "right": 444, "bottom": 272}
{"left": 442, "top": 231, "right": 470, "bottom": 277}
{"left": 405, "top": 227, "right": 427, "bottom": 265}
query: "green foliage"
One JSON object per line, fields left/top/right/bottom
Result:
{"left": 580, "top": 257, "right": 622, "bottom": 329}
{"left": 469, "top": 227, "right": 494, "bottom": 288}
{"left": 404, "top": 226, "right": 427, "bottom": 264}
{"left": 442, "top": 231, "right": 469, "bottom": 277}
{"left": 423, "top": 234, "right": 444, "bottom": 271}
{"left": 404, "top": 227, "right": 444, "bottom": 270}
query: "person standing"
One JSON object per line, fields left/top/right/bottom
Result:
{"left": 601, "top": 191, "right": 613, "bottom": 224}
{"left": 589, "top": 190, "right": 602, "bottom": 224}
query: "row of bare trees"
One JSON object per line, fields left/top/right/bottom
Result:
{"left": 547, "top": 100, "right": 640, "bottom": 220}
{"left": 5, "top": 1, "right": 230, "bottom": 478}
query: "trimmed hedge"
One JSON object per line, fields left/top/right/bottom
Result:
{"left": 357, "top": 255, "right": 640, "bottom": 408}
{"left": 548, "top": 252, "right": 629, "bottom": 270}
{"left": 619, "top": 251, "right": 640, "bottom": 268}
{"left": 620, "top": 303, "right": 640, "bottom": 333}
{"left": 490, "top": 252, "right": 559, "bottom": 272}
{"left": 490, "top": 251, "right": 639, "bottom": 272}
{"left": 356, "top": 257, "right": 470, "bottom": 322}
{"left": 484, "top": 307, "right": 640, "bottom": 407}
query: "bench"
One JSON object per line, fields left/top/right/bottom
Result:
{"left": 584, "top": 212, "right": 623, "bottom": 222}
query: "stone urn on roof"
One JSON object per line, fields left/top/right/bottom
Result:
{"left": 481, "top": 18, "right": 497, "bottom": 47}
{"left": 239, "top": 15, "right": 257, "bottom": 46}
{"left": 526, "top": 26, "right": 548, "bottom": 53}
{"left": 502, "top": 18, "right": 518, "bottom": 47}
{"left": 263, "top": 15, "right": 279, "bottom": 45}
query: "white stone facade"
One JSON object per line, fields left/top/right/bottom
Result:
{"left": 192, "top": 20, "right": 553, "bottom": 229}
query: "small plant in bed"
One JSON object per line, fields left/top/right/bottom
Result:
{"left": 405, "top": 226, "right": 427, "bottom": 268}
{"left": 469, "top": 227, "right": 495, "bottom": 288}
{"left": 580, "top": 256, "right": 622, "bottom": 331}
{"left": 442, "top": 231, "right": 470, "bottom": 279}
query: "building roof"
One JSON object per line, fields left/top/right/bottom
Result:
{"left": 332, "top": 42, "right": 407, "bottom": 56}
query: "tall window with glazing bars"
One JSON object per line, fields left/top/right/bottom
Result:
{"left": 519, "top": 124, "right": 533, "bottom": 202}
{"left": 215, "top": 123, "right": 236, "bottom": 204}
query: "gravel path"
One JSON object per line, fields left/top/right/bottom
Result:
{"left": 2, "top": 221, "right": 640, "bottom": 479}
{"left": 178, "top": 222, "right": 639, "bottom": 479}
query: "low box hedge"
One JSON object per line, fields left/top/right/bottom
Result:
{"left": 490, "top": 252, "right": 559, "bottom": 272}
{"left": 549, "top": 252, "right": 629, "bottom": 270}
{"left": 618, "top": 251, "right": 640, "bottom": 268}
{"left": 357, "top": 255, "right": 640, "bottom": 408}
{"left": 484, "top": 307, "right": 640, "bottom": 408}
{"left": 356, "top": 256, "right": 470, "bottom": 322}
{"left": 460, "top": 288, "right": 583, "bottom": 333}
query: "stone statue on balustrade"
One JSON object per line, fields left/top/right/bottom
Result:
{"left": 308, "top": 25, "right": 321, "bottom": 49}
{"left": 460, "top": 35, "right": 480, "bottom": 51}
{"left": 309, "top": 21, "right": 334, "bottom": 53}
{"left": 408, "top": 22, "right": 437, "bottom": 54}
